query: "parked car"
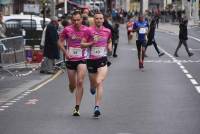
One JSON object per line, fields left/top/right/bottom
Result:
{"left": 3, "top": 14, "right": 50, "bottom": 31}
{"left": 3, "top": 14, "right": 51, "bottom": 46}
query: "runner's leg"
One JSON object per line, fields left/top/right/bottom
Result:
{"left": 76, "top": 64, "right": 87, "bottom": 106}
{"left": 67, "top": 69, "right": 77, "bottom": 92}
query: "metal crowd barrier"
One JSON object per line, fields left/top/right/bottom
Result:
{"left": 0, "top": 36, "right": 25, "bottom": 64}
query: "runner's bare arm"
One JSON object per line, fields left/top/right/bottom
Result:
{"left": 58, "top": 38, "right": 69, "bottom": 59}
{"left": 80, "top": 38, "right": 93, "bottom": 48}
{"left": 107, "top": 39, "right": 112, "bottom": 52}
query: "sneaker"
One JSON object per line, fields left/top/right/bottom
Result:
{"left": 69, "top": 84, "right": 75, "bottom": 93}
{"left": 113, "top": 54, "right": 118, "bottom": 58}
{"left": 40, "top": 70, "right": 45, "bottom": 74}
{"left": 107, "top": 61, "right": 111, "bottom": 67}
{"left": 174, "top": 53, "right": 178, "bottom": 57}
{"left": 139, "top": 62, "right": 144, "bottom": 69}
{"left": 72, "top": 108, "right": 80, "bottom": 116}
{"left": 93, "top": 106, "right": 101, "bottom": 118}
{"left": 90, "top": 87, "right": 96, "bottom": 95}
{"left": 188, "top": 53, "right": 194, "bottom": 57}
{"left": 158, "top": 52, "right": 165, "bottom": 57}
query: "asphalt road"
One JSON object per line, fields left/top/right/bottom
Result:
{"left": 0, "top": 25, "right": 200, "bottom": 134}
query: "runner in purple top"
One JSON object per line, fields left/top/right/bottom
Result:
{"left": 59, "top": 11, "right": 90, "bottom": 116}
{"left": 81, "top": 12, "right": 112, "bottom": 118}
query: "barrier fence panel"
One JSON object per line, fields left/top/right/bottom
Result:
{"left": 0, "top": 36, "right": 25, "bottom": 64}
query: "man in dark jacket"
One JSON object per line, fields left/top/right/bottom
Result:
{"left": 40, "top": 16, "right": 60, "bottom": 74}
{"left": 145, "top": 16, "right": 164, "bottom": 57}
{"left": 174, "top": 17, "right": 193, "bottom": 57}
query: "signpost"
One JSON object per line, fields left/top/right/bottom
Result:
{"left": 24, "top": 4, "right": 40, "bottom": 30}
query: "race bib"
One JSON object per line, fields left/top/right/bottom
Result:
{"left": 128, "top": 27, "right": 132, "bottom": 31}
{"left": 69, "top": 47, "right": 82, "bottom": 58}
{"left": 139, "top": 28, "right": 147, "bottom": 34}
{"left": 91, "top": 47, "right": 106, "bottom": 57}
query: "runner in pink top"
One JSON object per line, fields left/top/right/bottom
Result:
{"left": 58, "top": 11, "right": 90, "bottom": 117}
{"left": 60, "top": 24, "right": 90, "bottom": 61}
{"left": 81, "top": 12, "right": 112, "bottom": 118}
{"left": 89, "top": 25, "right": 112, "bottom": 60}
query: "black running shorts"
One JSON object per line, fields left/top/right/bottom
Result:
{"left": 87, "top": 57, "right": 108, "bottom": 73}
{"left": 65, "top": 60, "right": 86, "bottom": 70}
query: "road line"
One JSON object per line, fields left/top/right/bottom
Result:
{"left": 1, "top": 105, "right": 9, "bottom": 108}
{"left": 5, "top": 103, "right": 13, "bottom": 106}
{"left": 180, "top": 66, "right": 185, "bottom": 69}
{"left": 195, "top": 86, "right": 200, "bottom": 93}
{"left": 190, "top": 79, "right": 198, "bottom": 85}
{"left": 159, "top": 47, "right": 200, "bottom": 94}
{"left": 188, "top": 35, "right": 200, "bottom": 42}
{"left": 0, "top": 70, "right": 63, "bottom": 112}
{"left": 186, "top": 74, "right": 193, "bottom": 79}
{"left": 17, "top": 96, "right": 24, "bottom": 99}
{"left": 10, "top": 101, "right": 17, "bottom": 103}
{"left": 182, "top": 69, "right": 188, "bottom": 74}
{"left": 13, "top": 98, "right": 20, "bottom": 101}
{"left": 31, "top": 70, "right": 63, "bottom": 92}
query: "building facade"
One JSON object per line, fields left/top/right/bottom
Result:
{"left": 0, "top": 0, "right": 13, "bottom": 15}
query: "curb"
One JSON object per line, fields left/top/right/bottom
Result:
{"left": 0, "top": 69, "right": 64, "bottom": 106}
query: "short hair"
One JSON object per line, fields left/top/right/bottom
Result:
{"left": 72, "top": 10, "right": 82, "bottom": 18}
{"left": 94, "top": 11, "right": 103, "bottom": 16}
{"left": 51, "top": 16, "right": 58, "bottom": 21}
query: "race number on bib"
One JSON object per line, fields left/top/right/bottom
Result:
{"left": 91, "top": 47, "right": 106, "bottom": 57}
{"left": 139, "top": 28, "right": 147, "bottom": 34}
{"left": 69, "top": 47, "right": 82, "bottom": 58}
{"left": 128, "top": 27, "right": 132, "bottom": 31}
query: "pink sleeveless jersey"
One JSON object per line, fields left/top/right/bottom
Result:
{"left": 60, "top": 25, "right": 90, "bottom": 61}
{"left": 89, "top": 26, "right": 111, "bottom": 60}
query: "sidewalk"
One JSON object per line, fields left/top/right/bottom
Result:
{"left": 158, "top": 21, "right": 200, "bottom": 34}
{"left": 0, "top": 61, "right": 63, "bottom": 105}
{"left": 157, "top": 23, "right": 179, "bottom": 35}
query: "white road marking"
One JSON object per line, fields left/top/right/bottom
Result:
{"left": 13, "top": 98, "right": 20, "bottom": 101}
{"left": 158, "top": 47, "right": 200, "bottom": 94}
{"left": 190, "top": 79, "right": 198, "bottom": 85}
{"left": 188, "top": 35, "right": 200, "bottom": 42}
{"left": 1, "top": 105, "right": 9, "bottom": 108}
{"left": 186, "top": 74, "right": 193, "bottom": 79}
{"left": 22, "top": 93, "right": 28, "bottom": 96}
{"left": 189, "top": 48, "right": 200, "bottom": 51}
{"left": 5, "top": 103, "right": 13, "bottom": 106}
{"left": 180, "top": 66, "right": 185, "bottom": 69}
{"left": 144, "top": 60, "right": 200, "bottom": 63}
{"left": 182, "top": 69, "right": 188, "bottom": 74}
{"left": 195, "top": 86, "right": 200, "bottom": 93}
{"left": 25, "top": 99, "right": 39, "bottom": 105}
{"left": 0, "top": 70, "right": 63, "bottom": 112}
{"left": 10, "top": 101, "right": 17, "bottom": 103}
{"left": 17, "top": 96, "right": 24, "bottom": 99}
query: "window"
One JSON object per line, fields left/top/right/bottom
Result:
{"left": 5, "top": 20, "right": 20, "bottom": 29}
{"left": 21, "top": 20, "right": 36, "bottom": 30}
